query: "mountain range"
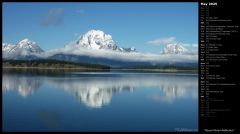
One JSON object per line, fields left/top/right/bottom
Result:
{"left": 2, "top": 29, "right": 197, "bottom": 67}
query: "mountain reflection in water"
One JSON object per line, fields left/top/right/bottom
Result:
{"left": 2, "top": 71, "right": 197, "bottom": 108}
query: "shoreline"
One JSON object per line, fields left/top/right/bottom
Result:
{"left": 3, "top": 66, "right": 198, "bottom": 73}
{"left": 2, "top": 66, "right": 109, "bottom": 70}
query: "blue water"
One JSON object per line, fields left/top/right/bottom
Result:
{"left": 2, "top": 71, "right": 198, "bottom": 132}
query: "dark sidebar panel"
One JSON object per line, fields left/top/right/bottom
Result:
{"left": 199, "top": 0, "right": 239, "bottom": 133}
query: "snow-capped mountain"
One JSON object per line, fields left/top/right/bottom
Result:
{"left": 10, "top": 38, "right": 44, "bottom": 54}
{"left": 3, "top": 38, "right": 44, "bottom": 59}
{"left": 76, "top": 30, "right": 117, "bottom": 50}
{"left": 161, "top": 43, "right": 188, "bottom": 54}
{"left": 2, "top": 43, "right": 13, "bottom": 53}
{"left": 68, "top": 30, "right": 136, "bottom": 52}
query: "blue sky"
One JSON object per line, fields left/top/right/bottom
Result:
{"left": 3, "top": 2, "right": 198, "bottom": 53}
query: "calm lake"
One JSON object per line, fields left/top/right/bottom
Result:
{"left": 2, "top": 70, "right": 198, "bottom": 132}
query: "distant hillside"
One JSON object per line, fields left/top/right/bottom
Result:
{"left": 2, "top": 59, "right": 110, "bottom": 70}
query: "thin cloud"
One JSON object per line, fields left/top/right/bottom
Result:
{"left": 182, "top": 43, "right": 191, "bottom": 47}
{"left": 147, "top": 37, "right": 176, "bottom": 45}
{"left": 192, "top": 44, "right": 198, "bottom": 47}
{"left": 38, "top": 45, "right": 198, "bottom": 64}
{"left": 75, "top": 9, "right": 85, "bottom": 15}
{"left": 41, "top": 8, "right": 64, "bottom": 26}
{"left": 74, "top": 33, "right": 79, "bottom": 37}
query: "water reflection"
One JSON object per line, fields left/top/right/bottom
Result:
{"left": 2, "top": 71, "right": 197, "bottom": 108}
{"left": 2, "top": 74, "right": 41, "bottom": 97}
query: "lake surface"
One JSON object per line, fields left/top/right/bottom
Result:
{"left": 2, "top": 70, "right": 198, "bottom": 132}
